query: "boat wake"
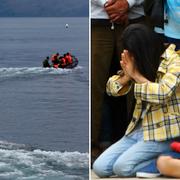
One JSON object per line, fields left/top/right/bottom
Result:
{"left": 0, "top": 140, "right": 89, "bottom": 180}
{"left": 0, "top": 66, "right": 83, "bottom": 79}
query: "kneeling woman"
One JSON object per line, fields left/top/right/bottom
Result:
{"left": 93, "top": 24, "right": 180, "bottom": 178}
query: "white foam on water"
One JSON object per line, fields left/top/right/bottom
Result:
{"left": 0, "top": 141, "right": 88, "bottom": 180}
{"left": 0, "top": 66, "right": 83, "bottom": 78}
{"left": 33, "top": 149, "right": 88, "bottom": 168}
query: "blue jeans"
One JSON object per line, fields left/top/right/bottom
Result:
{"left": 93, "top": 124, "right": 177, "bottom": 177}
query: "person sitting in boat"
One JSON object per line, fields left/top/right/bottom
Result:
{"left": 42, "top": 56, "right": 51, "bottom": 68}
{"left": 51, "top": 53, "right": 59, "bottom": 65}
{"left": 65, "top": 52, "right": 73, "bottom": 64}
{"left": 59, "top": 56, "right": 67, "bottom": 68}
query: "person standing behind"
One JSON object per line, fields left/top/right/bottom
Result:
{"left": 164, "top": 0, "right": 180, "bottom": 49}
{"left": 151, "top": 0, "right": 180, "bottom": 50}
{"left": 91, "top": 0, "right": 146, "bottom": 163}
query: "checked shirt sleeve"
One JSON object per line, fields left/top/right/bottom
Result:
{"left": 134, "top": 54, "right": 180, "bottom": 104}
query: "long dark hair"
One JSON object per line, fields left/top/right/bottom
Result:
{"left": 121, "top": 24, "right": 166, "bottom": 82}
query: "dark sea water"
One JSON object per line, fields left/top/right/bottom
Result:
{"left": 0, "top": 17, "right": 89, "bottom": 180}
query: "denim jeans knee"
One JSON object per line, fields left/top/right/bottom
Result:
{"left": 113, "top": 160, "right": 135, "bottom": 177}
{"left": 93, "top": 158, "right": 113, "bottom": 178}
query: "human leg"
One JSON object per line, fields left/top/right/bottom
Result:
{"left": 107, "top": 23, "right": 134, "bottom": 144}
{"left": 100, "top": 24, "right": 128, "bottom": 147}
{"left": 112, "top": 137, "right": 173, "bottom": 177}
{"left": 157, "top": 153, "right": 180, "bottom": 178}
{"left": 136, "top": 159, "right": 160, "bottom": 178}
{"left": 99, "top": 94, "right": 128, "bottom": 149}
{"left": 136, "top": 145, "right": 180, "bottom": 178}
{"left": 93, "top": 135, "right": 136, "bottom": 177}
{"left": 99, "top": 94, "right": 113, "bottom": 149}
{"left": 91, "top": 22, "right": 114, "bottom": 161}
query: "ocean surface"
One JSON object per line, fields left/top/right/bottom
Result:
{"left": 0, "top": 17, "right": 89, "bottom": 180}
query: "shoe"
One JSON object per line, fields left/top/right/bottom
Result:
{"left": 136, "top": 172, "right": 160, "bottom": 178}
{"left": 136, "top": 160, "right": 160, "bottom": 178}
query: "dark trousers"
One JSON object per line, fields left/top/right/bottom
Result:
{"left": 91, "top": 20, "right": 126, "bottom": 148}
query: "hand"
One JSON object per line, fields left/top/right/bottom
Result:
{"left": 117, "top": 70, "right": 131, "bottom": 86}
{"left": 120, "top": 50, "right": 135, "bottom": 78}
{"left": 104, "top": 0, "right": 129, "bottom": 24}
{"left": 120, "top": 50, "right": 149, "bottom": 83}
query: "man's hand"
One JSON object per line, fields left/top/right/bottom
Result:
{"left": 104, "top": 0, "right": 129, "bottom": 24}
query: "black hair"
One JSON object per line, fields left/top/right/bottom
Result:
{"left": 121, "top": 24, "right": 166, "bottom": 82}
{"left": 46, "top": 56, "right": 49, "bottom": 59}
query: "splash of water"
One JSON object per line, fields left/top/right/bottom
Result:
{"left": 0, "top": 67, "right": 83, "bottom": 78}
{"left": 0, "top": 141, "right": 89, "bottom": 180}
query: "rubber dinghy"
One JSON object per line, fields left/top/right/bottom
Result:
{"left": 42, "top": 55, "right": 78, "bottom": 69}
{"left": 62, "top": 56, "right": 78, "bottom": 69}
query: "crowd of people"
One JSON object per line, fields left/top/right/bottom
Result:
{"left": 42, "top": 52, "right": 74, "bottom": 68}
{"left": 91, "top": 0, "right": 180, "bottom": 179}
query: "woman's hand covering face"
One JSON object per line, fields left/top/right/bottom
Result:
{"left": 120, "top": 50, "right": 149, "bottom": 83}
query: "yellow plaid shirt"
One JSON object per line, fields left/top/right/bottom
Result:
{"left": 109, "top": 44, "right": 180, "bottom": 141}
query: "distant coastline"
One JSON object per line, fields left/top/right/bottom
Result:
{"left": 0, "top": 16, "right": 88, "bottom": 17}
{"left": 0, "top": 0, "right": 88, "bottom": 17}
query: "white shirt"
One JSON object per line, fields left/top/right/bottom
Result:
{"left": 91, "top": 0, "right": 145, "bottom": 20}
